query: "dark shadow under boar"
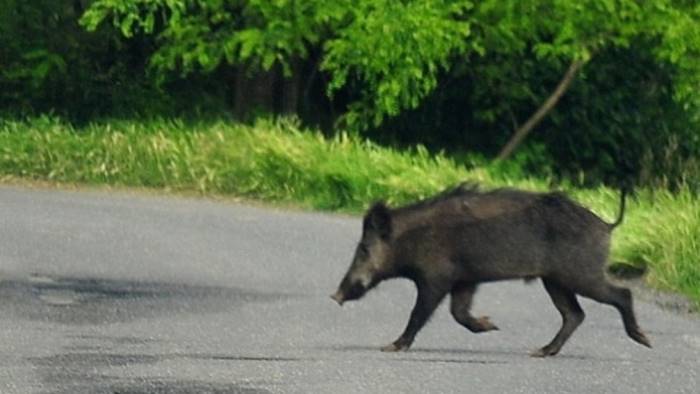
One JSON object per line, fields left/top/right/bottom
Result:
{"left": 331, "top": 184, "right": 651, "bottom": 357}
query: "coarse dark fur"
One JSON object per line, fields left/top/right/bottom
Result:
{"left": 331, "top": 183, "right": 648, "bottom": 356}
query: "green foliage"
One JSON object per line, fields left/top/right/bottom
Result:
{"left": 80, "top": 0, "right": 476, "bottom": 127}
{"left": 78, "top": 1, "right": 700, "bottom": 171}
{"left": 321, "top": 0, "right": 472, "bottom": 128}
{"left": 648, "top": 2, "right": 700, "bottom": 107}
{"left": 4, "top": 0, "right": 700, "bottom": 187}
{"left": 0, "top": 0, "right": 236, "bottom": 119}
{"left": 466, "top": 0, "right": 700, "bottom": 128}
{"left": 372, "top": 11, "right": 700, "bottom": 187}
{"left": 0, "top": 0, "right": 163, "bottom": 118}
{"left": 543, "top": 44, "right": 700, "bottom": 188}
{"left": 81, "top": 0, "right": 333, "bottom": 77}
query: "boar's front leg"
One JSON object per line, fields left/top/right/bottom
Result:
{"left": 450, "top": 282, "right": 499, "bottom": 333}
{"left": 381, "top": 282, "right": 447, "bottom": 352}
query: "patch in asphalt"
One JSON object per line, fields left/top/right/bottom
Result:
{"left": 29, "top": 352, "right": 280, "bottom": 394}
{"left": 0, "top": 275, "right": 291, "bottom": 325}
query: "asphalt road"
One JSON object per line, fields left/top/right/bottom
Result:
{"left": 1, "top": 185, "right": 698, "bottom": 394}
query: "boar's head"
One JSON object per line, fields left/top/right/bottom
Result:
{"left": 331, "top": 202, "right": 394, "bottom": 306}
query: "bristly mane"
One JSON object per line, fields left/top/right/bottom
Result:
{"left": 392, "top": 182, "right": 481, "bottom": 214}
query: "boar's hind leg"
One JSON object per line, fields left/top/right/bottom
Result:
{"left": 531, "top": 278, "right": 585, "bottom": 357}
{"left": 578, "top": 281, "right": 652, "bottom": 348}
{"left": 450, "top": 283, "right": 499, "bottom": 333}
{"left": 381, "top": 284, "right": 447, "bottom": 352}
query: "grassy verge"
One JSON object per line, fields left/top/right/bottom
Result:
{"left": 1, "top": 116, "right": 698, "bottom": 305}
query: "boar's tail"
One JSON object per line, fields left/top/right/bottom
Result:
{"left": 608, "top": 187, "right": 628, "bottom": 230}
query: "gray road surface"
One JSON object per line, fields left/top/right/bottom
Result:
{"left": 0, "top": 185, "right": 698, "bottom": 393}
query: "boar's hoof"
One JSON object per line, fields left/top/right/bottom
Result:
{"left": 381, "top": 342, "right": 410, "bottom": 352}
{"left": 630, "top": 329, "right": 652, "bottom": 348}
{"left": 330, "top": 292, "right": 345, "bottom": 306}
{"left": 530, "top": 346, "right": 559, "bottom": 358}
{"left": 476, "top": 316, "right": 499, "bottom": 332}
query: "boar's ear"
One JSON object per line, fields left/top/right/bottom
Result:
{"left": 364, "top": 201, "right": 392, "bottom": 239}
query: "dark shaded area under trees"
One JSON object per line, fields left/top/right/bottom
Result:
{"left": 2, "top": 0, "right": 700, "bottom": 189}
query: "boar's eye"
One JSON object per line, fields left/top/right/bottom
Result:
{"left": 358, "top": 243, "right": 369, "bottom": 258}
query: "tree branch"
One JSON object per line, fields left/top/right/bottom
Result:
{"left": 496, "top": 59, "right": 586, "bottom": 161}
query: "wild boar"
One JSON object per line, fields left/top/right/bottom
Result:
{"left": 331, "top": 185, "right": 651, "bottom": 357}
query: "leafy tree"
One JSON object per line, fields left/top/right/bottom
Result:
{"left": 81, "top": 0, "right": 328, "bottom": 75}
{"left": 321, "top": 0, "right": 472, "bottom": 128}
{"left": 82, "top": 1, "right": 700, "bottom": 135}
{"left": 454, "top": 0, "right": 700, "bottom": 160}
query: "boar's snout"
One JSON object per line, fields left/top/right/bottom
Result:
{"left": 331, "top": 276, "right": 369, "bottom": 306}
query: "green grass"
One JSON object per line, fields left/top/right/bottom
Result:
{"left": 1, "top": 115, "right": 699, "bottom": 305}
{"left": 612, "top": 189, "right": 700, "bottom": 302}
